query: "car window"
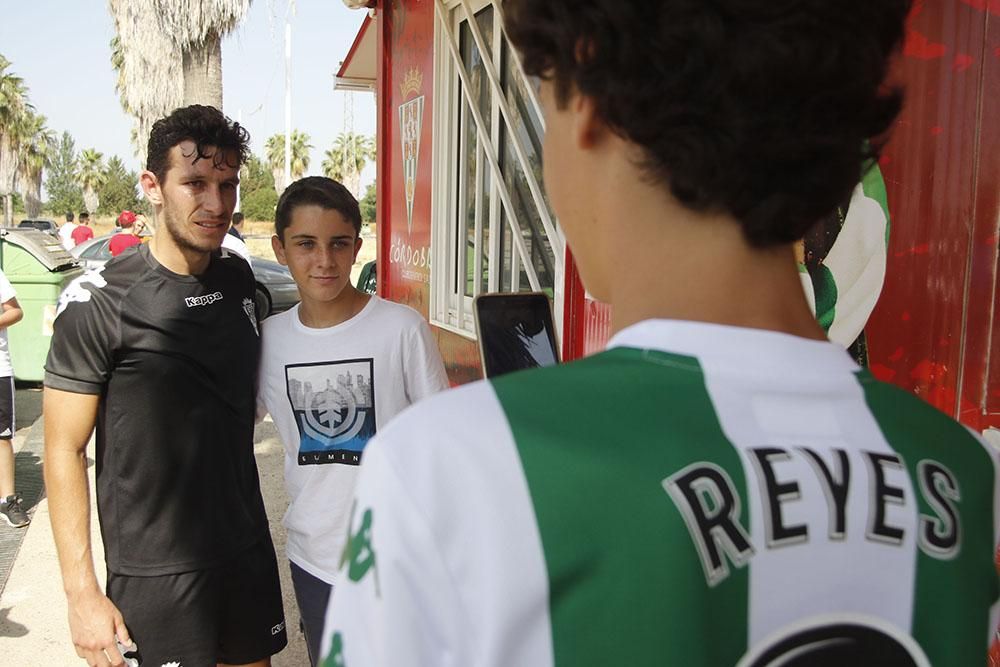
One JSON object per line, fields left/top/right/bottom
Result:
{"left": 81, "top": 240, "right": 111, "bottom": 260}
{"left": 18, "top": 221, "right": 45, "bottom": 230}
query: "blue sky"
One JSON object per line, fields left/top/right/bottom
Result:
{"left": 0, "top": 1, "right": 376, "bottom": 190}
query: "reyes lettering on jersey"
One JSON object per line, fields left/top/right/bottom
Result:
{"left": 664, "top": 447, "right": 961, "bottom": 587}
{"left": 185, "top": 291, "right": 224, "bottom": 307}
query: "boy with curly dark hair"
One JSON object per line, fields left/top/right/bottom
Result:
{"left": 322, "top": 2, "right": 1000, "bottom": 665}
{"left": 45, "top": 105, "right": 286, "bottom": 667}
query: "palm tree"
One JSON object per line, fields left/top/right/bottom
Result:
{"left": 16, "top": 113, "right": 56, "bottom": 218}
{"left": 108, "top": 0, "right": 251, "bottom": 162}
{"left": 0, "top": 54, "right": 32, "bottom": 226}
{"left": 266, "top": 131, "right": 312, "bottom": 194}
{"left": 322, "top": 132, "right": 375, "bottom": 198}
{"left": 77, "top": 149, "right": 107, "bottom": 215}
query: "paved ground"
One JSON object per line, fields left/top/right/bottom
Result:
{"left": 0, "top": 385, "right": 310, "bottom": 666}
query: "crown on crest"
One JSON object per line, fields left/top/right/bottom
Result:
{"left": 400, "top": 68, "right": 423, "bottom": 98}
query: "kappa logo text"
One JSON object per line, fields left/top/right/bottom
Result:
{"left": 185, "top": 292, "right": 224, "bottom": 308}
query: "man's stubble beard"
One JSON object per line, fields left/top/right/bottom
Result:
{"left": 160, "top": 202, "right": 222, "bottom": 256}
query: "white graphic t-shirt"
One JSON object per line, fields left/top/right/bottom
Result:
{"left": 0, "top": 270, "right": 18, "bottom": 377}
{"left": 257, "top": 296, "right": 449, "bottom": 584}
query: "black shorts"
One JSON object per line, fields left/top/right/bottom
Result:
{"left": 0, "top": 376, "right": 13, "bottom": 439}
{"left": 107, "top": 537, "right": 287, "bottom": 667}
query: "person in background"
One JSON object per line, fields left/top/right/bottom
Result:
{"left": 0, "top": 267, "right": 25, "bottom": 528}
{"left": 257, "top": 176, "right": 448, "bottom": 665}
{"left": 108, "top": 210, "right": 143, "bottom": 257}
{"left": 70, "top": 212, "right": 94, "bottom": 248}
{"left": 222, "top": 211, "right": 252, "bottom": 264}
{"left": 134, "top": 214, "right": 153, "bottom": 243}
{"left": 229, "top": 211, "right": 246, "bottom": 240}
{"left": 321, "top": 1, "right": 999, "bottom": 666}
{"left": 58, "top": 212, "right": 78, "bottom": 251}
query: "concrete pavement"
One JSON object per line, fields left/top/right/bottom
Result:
{"left": 0, "top": 386, "right": 309, "bottom": 665}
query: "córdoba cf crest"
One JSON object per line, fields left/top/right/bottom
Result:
{"left": 399, "top": 95, "right": 425, "bottom": 235}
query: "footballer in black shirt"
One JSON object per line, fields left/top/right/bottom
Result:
{"left": 44, "top": 106, "right": 286, "bottom": 667}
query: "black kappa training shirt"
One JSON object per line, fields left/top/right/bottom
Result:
{"left": 45, "top": 243, "right": 268, "bottom": 576}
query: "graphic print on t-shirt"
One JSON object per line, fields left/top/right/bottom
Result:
{"left": 286, "top": 359, "right": 377, "bottom": 466}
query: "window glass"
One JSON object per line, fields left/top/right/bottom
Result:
{"left": 433, "top": 0, "right": 562, "bottom": 335}
{"left": 458, "top": 7, "right": 494, "bottom": 297}
{"left": 81, "top": 240, "right": 110, "bottom": 260}
{"left": 499, "top": 43, "right": 555, "bottom": 294}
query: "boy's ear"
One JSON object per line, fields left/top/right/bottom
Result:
{"left": 353, "top": 236, "right": 363, "bottom": 262}
{"left": 271, "top": 234, "right": 288, "bottom": 265}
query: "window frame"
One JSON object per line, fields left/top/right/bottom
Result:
{"left": 429, "top": 0, "right": 565, "bottom": 341}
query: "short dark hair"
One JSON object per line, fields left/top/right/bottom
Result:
{"left": 146, "top": 105, "right": 250, "bottom": 184}
{"left": 505, "top": 0, "right": 911, "bottom": 248}
{"left": 232, "top": 212, "right": 245, "bottom": 226}
{"left": 65, "top": 212, "right": 74, "bottom": 222}
{"left": 79, "top": 212, "right": 89, "bottom": 220}
{"left": 275, "top": 176, "right": 362, "bottom": 241}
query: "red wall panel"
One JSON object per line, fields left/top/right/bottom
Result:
{"left": 377, "top": 0, "right": 481, "bottom": 385}
{"left": 960, "top": 5, "right": 1000, "bottom": 429}
{"left": 868, "top": 0, "right": 1000, "bottom": 429}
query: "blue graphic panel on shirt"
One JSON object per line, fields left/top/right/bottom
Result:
{"left": 285, "top": 358, "right": 377, "bottom": 466}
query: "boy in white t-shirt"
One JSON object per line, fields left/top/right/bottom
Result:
{"left": 256, "top": 176, "right": 449, "bottom": 665}
{"left": 0, "top": 268, "right": 26, "bottom": 527}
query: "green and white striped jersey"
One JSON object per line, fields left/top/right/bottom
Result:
{"left": 800, "top": 163, "right": 892, "bottom": 349}
{"left": 321, "top": 320, "right": 1000, "bottom": 666}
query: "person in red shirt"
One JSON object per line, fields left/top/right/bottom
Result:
{"left": 109, "top": 211, "right": 143, "bottom": 257}
{"left": 70, "top": 212, "right": 94, "bottom": 247}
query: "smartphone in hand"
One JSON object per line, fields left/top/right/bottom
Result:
{"left": 474, "top": 292, "right": 560, "bottom": 379}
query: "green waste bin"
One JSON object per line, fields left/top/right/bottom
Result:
{"left": 0, "top": 228, "right": 84, "bottom": 382}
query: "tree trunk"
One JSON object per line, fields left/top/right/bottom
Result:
{"left": 182, "top": 31, "right": 223, "bottom": 110}
{"left": 83, "top": 187, "right": 99, "bottom": 215}
{"left": 2, "top": 194, "right": 11, "bottom": 227}
{"left": 25, "top": 193, "right": 41, "bottom": 218}
{"left": 0, "top": 135, "right": 17, "bottom": 200}
{"left": 272, "top": 168, "right": 286, "bottom": 195}
{"left": 21, "top": 173, "right": 42, "bottom": 218}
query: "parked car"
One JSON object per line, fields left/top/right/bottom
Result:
{"left": 17, "top": 219, "right": 59, "bottom": 235}
{"left": 70, "top": 234, "right": 299, "bottom": 319}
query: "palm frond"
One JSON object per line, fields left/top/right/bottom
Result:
{"left": 0, "top": 54, "right": 35, "bottom": 196}
{"left": 107, "top": 0, "right": 251, "bottom": 163}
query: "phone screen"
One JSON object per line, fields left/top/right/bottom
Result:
{"left": 474, "top": 293, "right": 560, "bottom": 378}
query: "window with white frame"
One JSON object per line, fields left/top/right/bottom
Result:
{"left": 430, "top": 0, "right": 564, "bottom": 338}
